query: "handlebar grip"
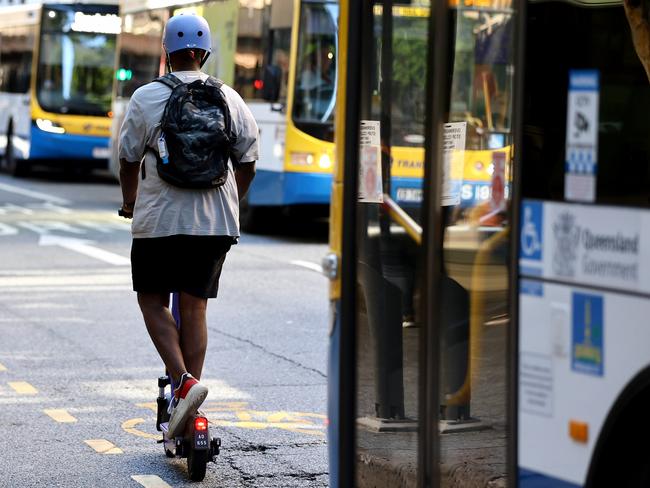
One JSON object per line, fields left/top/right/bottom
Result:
{"left": 118, "top": 208, "right": 133, "bottom": 219}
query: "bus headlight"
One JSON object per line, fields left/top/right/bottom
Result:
{"left": 291, "top": 152, "right": 314, "bottom": 166}
{"left": 318, "top": 154, "right": 332, "bottom": 169}
{"left": 36, "top": 119, "right": 65, "bottom": 134}
{"left": 273, "top": 142, "right": 284, "bottom": 159}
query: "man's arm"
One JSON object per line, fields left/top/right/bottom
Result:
{"left": 235, "top": 162, "right": 256, "bottom": 201}
{"left": 624, "top": 0, "right": 650, "bottom": 82}
{"left": 119, "top": 159, "right": 141, "bottom": 218}
{"left": 117, "top": 93, "right": 147, "bottom": 218}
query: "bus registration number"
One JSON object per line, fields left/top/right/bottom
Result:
{"left": 396, "top": 188, "right": 423, "bottom": 203}
{"left": 92, "top": 147, "right": 110, "bottom": 159}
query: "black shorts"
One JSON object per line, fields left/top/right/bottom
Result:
{"left": 131, "top": 235, "right": 234, "bottom": 299}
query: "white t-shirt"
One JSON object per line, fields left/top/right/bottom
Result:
{"left": 118, "top": 71, "right": 259, "bottom": 239}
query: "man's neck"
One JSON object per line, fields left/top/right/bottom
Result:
{"left": 170, "top": 64, "right": 201, "bottom": 72}
{"left": 171, "top": 66, "right": 201, "bottom": 73}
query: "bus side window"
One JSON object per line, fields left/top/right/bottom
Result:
{"left": 0, "top": 27, "right": 34, "bottom": 94}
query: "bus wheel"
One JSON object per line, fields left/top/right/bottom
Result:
{"left": 3, "top": 125, "right": 29, "bottom": 177}
{"left": 588, "top": 383, "right": 650, "bottom": 488}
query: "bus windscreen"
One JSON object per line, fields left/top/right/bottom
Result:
{"left": 36, "top": 5, "right": 119, "bottom": 117}
{"left": 292, "top": 2, "right": 338, "bottom": 140}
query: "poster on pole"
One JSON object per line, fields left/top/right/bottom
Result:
{"left": 491, "top": 151, "right": 507, "bottom": 211}
{"left": 442, "top": 122, "right": 467, "bottom": 206}
{"left": 565, "top": 70, "right": 600, "bottom": 203}
{"left": 358, "top": 120, "right": 383, "bottom": 203}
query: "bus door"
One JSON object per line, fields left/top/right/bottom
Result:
{"left": 330, "top": 0, "right": 517, "bottom": 486}
{"left": 329, "top": 1, "right": 430, "bottom": 486}
{"left": 239, "top": 0, "right": 291, "bottom": 206}
{"left": 517, "top": 1, "right": 650, "bottom": 486}
{"left": 110, "top": 7, "right": 167, "bottom": 177}
{"left": 425, "top": 0, "right": 516, "bottom": 484}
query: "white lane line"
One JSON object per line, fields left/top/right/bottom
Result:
{"left": 0, "top": 285, "right": 130, "bottom": 293}
{"left": 0, "top": 267, "right": 128, "bottom": 276}
{"left": 131, "top": 475, "right": 173, "bottom": 488}
{"left": 0, "top": 271, "right": 131, "bottom": 294}
{"left": 290, "top": 260, "right": 324, "bottom": 274}
{"left": 0, "top": 397, "right": 48, "bottom": 405}
{"left": 0, "top": 273, "right": 131, "bottom": 288}
{"left": 20, "top": 222, "right": 86, "bottom": 235}
{"left": 0, "top": 362, "right": 7, "bottom": 371}
{"left": 0, "top": 223, "right": 18, "bottom": 236}
{"left": 0, "top": 181, "right": 70, "bottom": 205}
{"left": 39, "top": 235, "right": 130, "bottom": 266}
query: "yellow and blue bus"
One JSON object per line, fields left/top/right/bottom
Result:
{"left": 109, "top": 0, "right": 337, "bottom": 229}
{"left": 0, "top": 1, "right": 119, "bottom": 176}
{"left": 329, "top": 0, "right": 650, "bottom": 487}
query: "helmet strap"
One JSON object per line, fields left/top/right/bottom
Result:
{"left": 199, "top": 50, "right": 210, "bottom": 68}
{"left": 165, "top": 53, "right": 172, "bottom": 73}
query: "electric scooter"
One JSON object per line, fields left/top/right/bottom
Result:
{"left": 117, "top": 209, "right": 221, "bottom": 479}
{"left": 154, "top": 292, "right": 221, "bottom": 481}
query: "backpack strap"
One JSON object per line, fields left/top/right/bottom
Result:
{"left": 204, "top": 77, "right": 238, "bottom": 163}
{"left": 205, "top": 76, "right": 224, "bottom": 89}
{"left": 150, "top": 73, "right": 182, "bottom": 156}
{"left": 153, "top": 73, "right": 183, "bottom": 90}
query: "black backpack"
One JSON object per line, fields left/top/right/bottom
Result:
{"left": 152, "top": 73, "right": 235, "bottom": 189}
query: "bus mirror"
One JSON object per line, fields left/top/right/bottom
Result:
{"left": 261, "top": 65, "right": 282, "bottom": 102}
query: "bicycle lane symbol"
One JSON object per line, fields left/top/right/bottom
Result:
{"left": 122, "top": 401, "right": 327, "bottom": 439}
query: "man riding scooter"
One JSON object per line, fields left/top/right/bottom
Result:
{"left": 118, "top": 13, "right": 259, "bottom": 438}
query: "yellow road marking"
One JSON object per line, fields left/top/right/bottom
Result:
{"left": 236, "top": 411, "right": 252, "bottom": 421}
{"left": 135, "top": 402, "right": 158, "bottom": 413}
{"left": 122, "top": 418, "right": 159, "bottom": 440}
{"left": 211, "top": 419, "right": 326, "bottom": 436}
{"left": 131, "top": 475, "right": 173, "bottom": 488}
{"left": 0, "top": 362, "right": 7, "bottom": 371}
{"left": 126, "top": 401, "right": 326, "bottom": 438}
{"left": 136, "top": 400, "right": 250, "bottom": 413}
{"left": 44, "top": 409, "right": 77, "bottom": 423}
{"left": 84, "top": 439, "right": 123, "bottom": 454}
{"left": 8, "top": 381, "right": 37, "bottom": 394}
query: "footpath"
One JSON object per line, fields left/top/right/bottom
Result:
{"left": 355, "top": 253, "right": 509, "bottom": 488}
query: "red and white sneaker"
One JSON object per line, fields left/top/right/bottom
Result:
{"left": 167, "top": 373, "right": 208, "bottom": 438}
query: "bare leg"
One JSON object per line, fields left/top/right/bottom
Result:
{"left": 178, "top": 292, "right": 209, "bottom": 380}
{"left": 138, "top": 292, "right": 186, "bottom": 384}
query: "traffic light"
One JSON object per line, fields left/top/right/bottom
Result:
{"left": 116, "top": 68, "right": 132, "bottom": 81}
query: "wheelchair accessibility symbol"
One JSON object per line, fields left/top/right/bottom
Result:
{"left": 520, "top": 201, "right": 543, "bottom": 261}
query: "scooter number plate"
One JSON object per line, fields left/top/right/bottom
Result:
{"left": 194, "top": 431, "right": 209, "bottom": 450}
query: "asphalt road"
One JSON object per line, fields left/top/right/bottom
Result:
{"left": 0, "top": 170, "right": 330, "bottom": 487}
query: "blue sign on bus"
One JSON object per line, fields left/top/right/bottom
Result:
{"left": 572, "top": 292, "right": 604, "bottom": 377}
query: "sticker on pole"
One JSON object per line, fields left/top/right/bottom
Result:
{"left": 490, "top": 151, "right": 507, "bottom": 211}
{"left": 442, "top": 122, "right": 467, "bottom": 206}
{"left": 564, "top": 70, "right": 599, "bottom": 203}
{"left": 358, "top": 120, "right": 383, "bottom": 203}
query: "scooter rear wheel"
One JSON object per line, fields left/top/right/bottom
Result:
{"left": 187, "top": 448, "right": 209, "bottom": 481}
